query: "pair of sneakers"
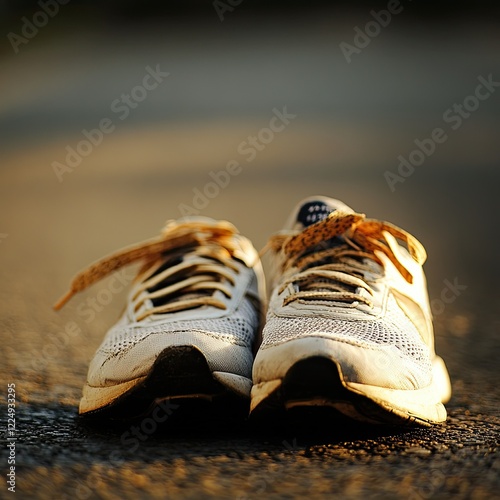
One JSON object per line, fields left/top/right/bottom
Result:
{"left": 55, "top": 196, "right": 451, "bottom": 426}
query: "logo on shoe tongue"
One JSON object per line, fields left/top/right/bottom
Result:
{"left": 297, "top": 201, "right": 334, "bottom": 227}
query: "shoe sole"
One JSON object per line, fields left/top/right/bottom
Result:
{"left": 79, "top": 345, "right": 251, "bottom": 419}
{"left": 251, "top": 355, "right": 449, "bottom": 426}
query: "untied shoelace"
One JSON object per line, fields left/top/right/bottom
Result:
{"left": 54, "top": 220, "right": 247, "bottom": 320}
{"left": 262, "top": 210, "right": 426, "bottom": 307}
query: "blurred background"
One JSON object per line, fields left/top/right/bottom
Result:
{"left": 1, "top": 0, "right": 499, "bottom": 431}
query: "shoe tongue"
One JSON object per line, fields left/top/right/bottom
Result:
{"left": 289, "top": 197, "right": 354, "bottom": 230}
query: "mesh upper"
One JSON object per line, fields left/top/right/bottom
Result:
{"left": 261, "top": 294, "right": 432, "bottom": 369}
{"left": 99, "top": 297, "right": 259, "bottom": 361}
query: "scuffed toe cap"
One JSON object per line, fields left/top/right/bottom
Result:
{"left": 254, "top": 335, "right": 433, "bottom": 391}
{"left": 87, "top": 327, "right": 254, "bottom": 387}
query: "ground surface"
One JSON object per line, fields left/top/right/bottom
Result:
{"left": 0, "top": 10, "right": 499, "bottom": 500}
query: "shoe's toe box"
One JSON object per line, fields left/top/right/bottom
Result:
{"left": 255, "top": 308, "right": 434, "bottom": 391}
{"left": 87, "top": 318, "right": 256, "bottom": 389}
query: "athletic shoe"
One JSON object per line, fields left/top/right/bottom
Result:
{"left": 251, "top": 196, "right": 451, "bottom": 425}
{"left": 54, "top": 217, "right": 265, "bottom": 418}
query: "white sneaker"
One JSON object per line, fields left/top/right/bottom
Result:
{"left": 54, "top": 217, "right": 265, "bottom": 418}
{"left": 251, "top": 196, "right": 451, "bottom": 425}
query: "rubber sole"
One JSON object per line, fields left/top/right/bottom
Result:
{"left": 79, "top": 345, "right": 249, "bottom": 419}
{"left": 250, "top": 355, "right": 448, "bottom": 426}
